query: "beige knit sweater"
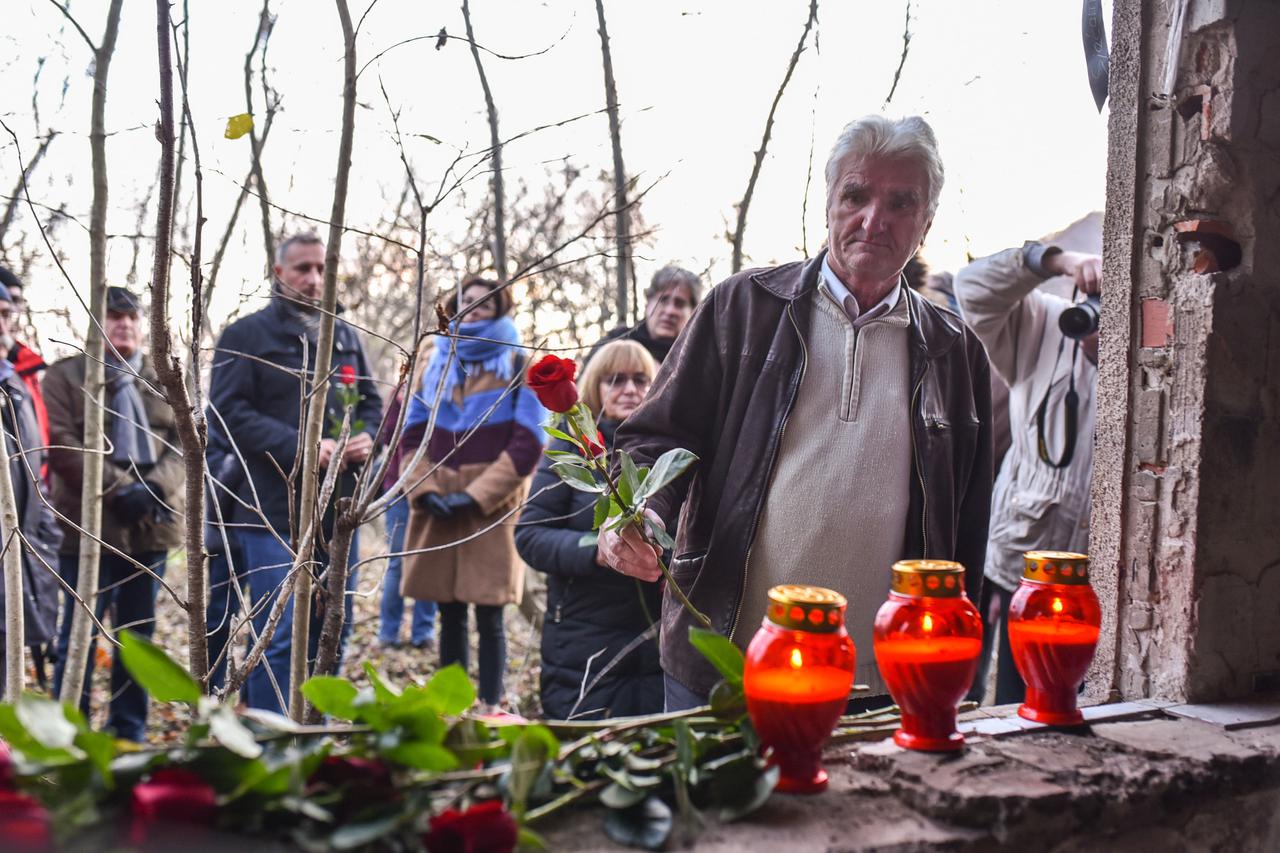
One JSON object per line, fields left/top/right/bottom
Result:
{"left": 739, "top": 285, "right": 912, "bottom": 694}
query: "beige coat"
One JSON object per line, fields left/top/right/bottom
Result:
{"left": 399, "top": 364, "right": 538, "bottom": 606}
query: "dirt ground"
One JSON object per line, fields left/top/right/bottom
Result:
{"left": 61, "top": 517, "right": 545, "bottom": 743}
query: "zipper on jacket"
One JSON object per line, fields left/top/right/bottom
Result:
{"left": 730, "top": 299, "right": 809, "bottom": 643}
{"left": 909, "top": 371, "right": 928, "bottom": 557}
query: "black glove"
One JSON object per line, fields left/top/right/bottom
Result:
{"left": 416, "top": 492, "right": 455, "bottom": 519}
{"left": 110, "top": 481, "right": 171, "bottom": 524}
{"left": 416, "top": 491, "right": 477, "bottom": 520}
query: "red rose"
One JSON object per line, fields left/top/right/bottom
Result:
{"left": 309, "top": 756, "right": 395, "bottom": 817}
{"left": 339, "top": 364, "right": 358, "bottom": 385}
{"left": 579, "top": 430, "right": 606, "bottom": 459}
{"left": 0, "top": 790, "right": 52, "bottom": 851}
{"left": 525, "top": 354, "right": 579, "bottom": 413}
{"left": 424, "top": 800, "right": 518, "bottom": 853}
{"left": 129, "top": 767, "right": 217, "bottom": 845}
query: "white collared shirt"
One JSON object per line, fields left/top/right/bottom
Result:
{"left": 820, "top": 254, "right": 902, "bottom": 320}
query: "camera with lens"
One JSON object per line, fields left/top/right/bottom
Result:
{"left": 1059, "top": 295, "right": 1101, "bottom": 339}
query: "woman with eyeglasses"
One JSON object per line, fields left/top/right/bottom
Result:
{"left": 516, "top": 340, "right": 664, "bottom": 720}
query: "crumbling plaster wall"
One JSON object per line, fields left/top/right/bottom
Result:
{"left": 1093, "top": 0, "right": 1280, "bottom": 704}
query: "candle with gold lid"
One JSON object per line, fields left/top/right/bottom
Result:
{"left": 873, "top": 560, "right": 983, "bottom": 752}
{"left": 1008, "top": 551, "right": 1101, "bottom": 726}
{"left": 743, "top": 584, "right": 856, "bottom": 794}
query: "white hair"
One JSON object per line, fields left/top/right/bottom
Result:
{"left": 824, "top": 115, "right": 945, "bottom": 216}
{"left": 274, "top": 232, "right": 324, "bottom": 265}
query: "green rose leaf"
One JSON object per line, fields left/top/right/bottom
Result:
{"left": 618, "top": 452, "right": 641, "bottom": 507}
{"left": 644, "top": 516, "right": 675, "bottom": 550}
{"left": 602, "top": 794, "right": 673, "bottom": 851}
{"left": 551, "top": 462, "right": 605, "bottom": 494}
{"left": 592, "top": 492, "right": 612, "bottom": 530}
{"left": 382, "top": 741, "right": 458, "bottom": 772}
{"left": 301, "top": 676, "right": 359, "bottom": 720}
{"left": 600, "top": 781, "right": 646, "bottom": 810}
{"left": 688, "top": 627, "right": 745, "bottom": 686}
{"left": 424, "top": 664, "right": 475, "bottom": 716}
{"left": 16, "top": 695, "right": 77, "bottom": 750}
{"left": 635, "top": 448, "right": 697, "bottom": 501}
{"left": 118, "top": 629, "right": 201, "bottom": 704}
{"left": 208, "top": 704, "right": 264, "bottom": 759}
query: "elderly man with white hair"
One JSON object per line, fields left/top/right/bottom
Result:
{"left": 601, "top": 115, "right": 994, "bottom": 710}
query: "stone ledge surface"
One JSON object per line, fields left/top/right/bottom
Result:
{"left": 539, "top": 702, "right": 1280, "bottom": 851}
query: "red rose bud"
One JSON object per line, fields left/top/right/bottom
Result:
{"left": 579, "top": 430, "right": 606, "bottom": 459}
{"left": 129, "top": 767, "right": 217, "bottom": 845}
{"left": 309, "top": 756, "right": 395, "bottom": 817}
{"left": 525, "top": 354, "right": 579, "bottom": 413}
{"left": 340, "top": 364, "right": 358, "bottom": 385}
{"left": 424, "top": 800, "right": 518, "bottom": 853}
{"left": 0, "top": 790, "right": 51, "bottom": 851}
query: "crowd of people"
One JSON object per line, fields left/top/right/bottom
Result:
{"left": 0, "top": 113, "right": 1102, "bottom": 738}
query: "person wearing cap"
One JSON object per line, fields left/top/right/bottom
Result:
{"left": 45, "top": 286, "right": 186, "bottom": 742}
{"left": 0, "top": 278, "right": 62, "bottom": 695}
{"left": 0, "top": 266, "right": 50, "bottom": 449}
{"left": 208, "top": 232, "right": 383, "bottom": 714}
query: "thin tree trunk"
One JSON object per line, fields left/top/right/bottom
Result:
{"left": 246, "top": 0, "right": 276, "bottom": 276}
{"left": 594, "top": 0, "right": 629, "bottom": 326}
{"left": 153, "top": 0, "right": 211, "bottom": 685}
{"left": 289, "top": 0, "right": 357, "bottom": 721}
{"left": 0, "top": 422, "right": 25, "bottom": 698}
{"left": 461, "top": 0, "right": 506, "bottom": 282}
{"left": 730, "top": 0, "right": 817, "bottom": 273}
{"left": 0, "top": 132, "right": 57, "bottom": 253}
{"left": 60, "top": 0, "right": 125, "bottom": 707}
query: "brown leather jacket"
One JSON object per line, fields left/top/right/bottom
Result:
{"left": 617, "top": 253, "right": 994, "bottom": 697}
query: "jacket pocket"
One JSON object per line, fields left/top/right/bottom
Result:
{"left": 669, "top": 549, "right": 707, "bottom": 589}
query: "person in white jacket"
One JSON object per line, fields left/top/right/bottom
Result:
{"left": 954, "top": 241, "right": 1101, "bottom": 704}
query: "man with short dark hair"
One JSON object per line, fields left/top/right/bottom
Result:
{"left": 209, "top": 232, "right": 382, "bottom": 713}
{"left": 589, "top": 265, "right": 703, "bottom": 364}
{"left": 47, "top": 287, "right": 185, "bottom": 741}
{"left": 0, "top": 278, "right": 61, "bottom": 695}
{"left": 601, "top": 116, "right": 993, "bottom": 710}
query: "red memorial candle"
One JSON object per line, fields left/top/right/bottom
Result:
{"left": 873, "top": 560, "right": 983, "bottom": 752}
{"left": 1008, "top": 551, "right": 1102, "bottom": 726}
{"left": 744, "top": 585, "right": 856, "bottom": 794}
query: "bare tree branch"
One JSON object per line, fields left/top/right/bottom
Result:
{"left": 46, "top": 0, "right": 96, "bottom": 52}
{"left": 0, "top": 132, "right": 57, "bottom": 256}
{"left": 730, "top": 0, "right": 817, "bottom": 273}
{"left": 883, "top": 0, "right": 913, "bottom": 109}
{"left": 461, "top": 0, "right": 507, "bottom": 281}
{"left": 594, "top": 0, "right": 631, "bottom": 326}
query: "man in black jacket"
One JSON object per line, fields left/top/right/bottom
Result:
{"left": 0, "top": 279, "right": 61, "bottom": 696}
{"left": 588, "top": 265, "right": 703, "bottom": 364}
{"left": 208, "top": 232, "right": 382, "bottom": 713}
{"left": 600, "top": 116, "right": 993, "bottom": 710}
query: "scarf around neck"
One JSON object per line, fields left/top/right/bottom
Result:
{"left": 106, "top": 351, "right": 156, "bottom": 468}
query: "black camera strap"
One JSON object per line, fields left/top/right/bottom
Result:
{"left": 1036, "top": 311, "right": 1081, "bottom": 469}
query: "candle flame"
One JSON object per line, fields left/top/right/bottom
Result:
{"left": 1052, "top": 597, "right": 1064, "bottom": 614}
{"left": 922, "top": 613, "right": 934, "bottom": 633}
{"left": 789, "top": 647, "right": 803, "bottom": 669}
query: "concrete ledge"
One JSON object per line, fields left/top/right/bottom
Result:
{"left": 540, "top": 700, "right": 1280, "bottom": 851}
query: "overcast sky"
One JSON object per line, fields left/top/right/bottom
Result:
{"left": 1, "top": 0, "right": 1110, "bottom": 356}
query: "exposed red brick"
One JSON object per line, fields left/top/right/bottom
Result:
{"left": 1142, "top": 299, "right": 1174, "bottom": 348}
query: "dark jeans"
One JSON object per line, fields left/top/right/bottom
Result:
{"left": 438, "top": 602, "right": 505, "bottom": 705}
{"left": 377, "top": 496, "right": 436, "bottom": 645}
{"left": 53, "top": 550, "right": 167, "bottom": 743}
{"left": 236, "top": 529, "right": 359, "bottom": 715}
{"left": 967, "top": 579, "right": 1026, "bottom": 706}
{"left": 205, "top": 543, "right": 244, "bottom": 693}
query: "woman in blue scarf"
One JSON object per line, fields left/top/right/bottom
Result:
{"left": 400, "top": 278, "right": 546, "bottom": 711}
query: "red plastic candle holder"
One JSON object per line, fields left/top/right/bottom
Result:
{"left": 1008, "top": 551, "right": 1101, "bottom": 726}
{"left": 744, "top": 585, "right": 856, "bottom": 795}
{"left": 873, "top": 560, "right": 982, "bottom": 752}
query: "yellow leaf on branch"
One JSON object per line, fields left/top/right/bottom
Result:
{"left": 224, "top": 113, "right": 254, "bottom": 140}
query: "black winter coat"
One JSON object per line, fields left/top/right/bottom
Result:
{"left": 515, "top": 422, "right": 663, "bottom": 720}
{"left": 208, "top": 296, "right": 383, "bottom": 537}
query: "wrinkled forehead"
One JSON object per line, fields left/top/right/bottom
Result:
{"left": 828, "top": 154, "right": 930, "bottom": 200}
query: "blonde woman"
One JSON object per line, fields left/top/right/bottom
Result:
{"left": 515, "top": 340, "right": 663, "bottom": 719}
